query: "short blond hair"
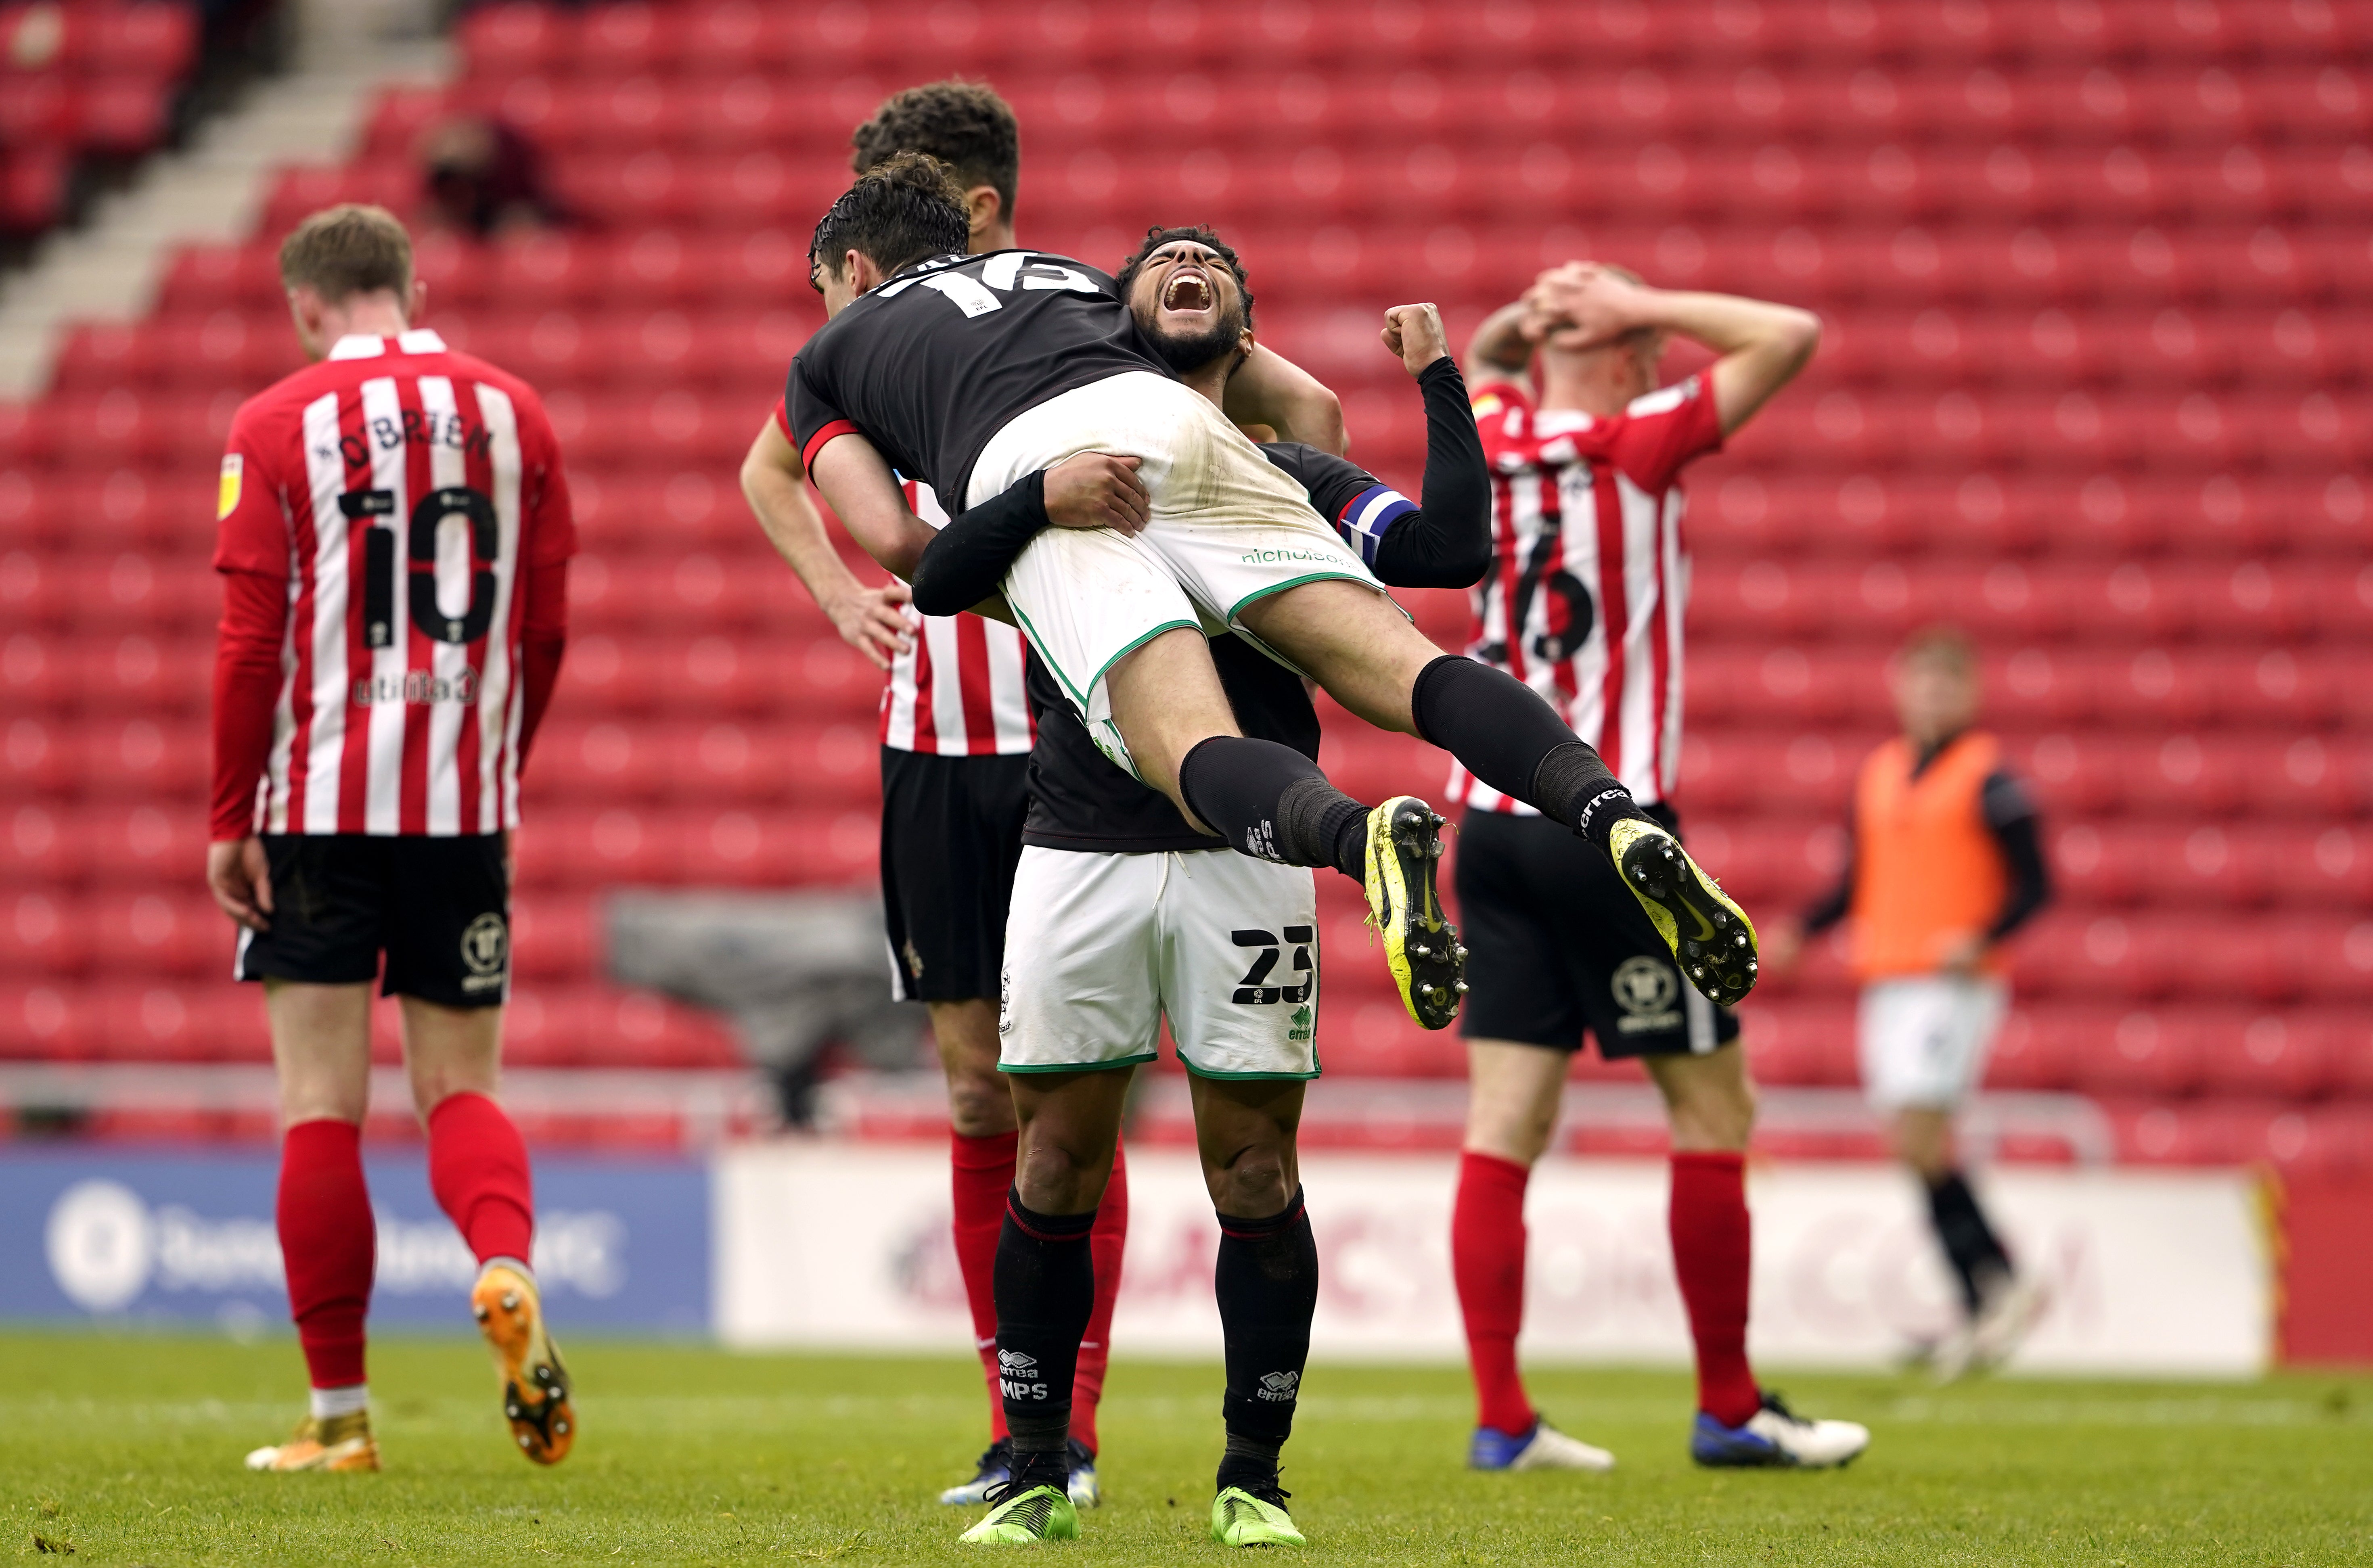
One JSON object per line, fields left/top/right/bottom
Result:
{"left": 278, "top": 204, "right": 414, "bottom": 304}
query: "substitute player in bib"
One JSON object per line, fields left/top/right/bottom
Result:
{"left": 793, "top": 163, "right": 1759, "bottom": 1058}
{"left": 208, "top": 205, "right": 576, "bottom": 1472}
{"left": 905, "top": 230, "right": 1491, "bottom": 1548}
{"left": 1446, "top": 262, "right": 1868, "bottom": 1471}
{"left": 1767, "top": 627, "right": 2052, "bottom": 1382}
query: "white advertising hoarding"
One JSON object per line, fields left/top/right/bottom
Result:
{"left": 715, "top": 1146, "right": 2270, "bottom": 1376}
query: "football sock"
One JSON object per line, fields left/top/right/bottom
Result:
{"left": 1074, "top": 1138, "right": 1129, "bottom": 1457}
{"left": 994, "top": 1191, "right": 1099, "bottom": 1477}
{"left": 1213, "top": 1188, "right": 1318, "bottom": 1492}
{"left": 1926, "top": 1169, "right": 2014, "bottom": 1314}
{"left": 426, "top": 1090, "right": 535, "bottom": 1265}
{"left": 1177, "top": 735, "right": 1369, "bottom": 879}
{"left": 309, "top": 1382, "right": 370, "bottom": 1421}
{"left": 1451, "top": 1150, "right": 1537, "bottom": 1436}
{"left": 1409, "top": 654, "right": 1648, "bottom": 849}
{"left": 1218, "top": 1430, "right": 1285, "bottom": 1494}
{"left": 1670, "top": 1151, "right": 1762, "bottom": 1427}
{"left": 950, "top": 1128, "right": 1019, "bottom": 1440}
{"left": 277, "top": 1118, "right": 375, "bottom": 1390}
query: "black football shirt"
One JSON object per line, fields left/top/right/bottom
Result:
{"left": 787, "top": 250, "right": 1170, "bottom": 509}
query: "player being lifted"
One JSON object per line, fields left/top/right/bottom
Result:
{"left": 789, "top": 159, "right": 1761, "bottom": 1052}
{"left": 207, "top": 205, "right": 576, "bottom": 1472}
{"left": 1444, "top": 263, "right": 1867, "bottom": 1470}
{"left": 895, "top": 228, "right": 1491, "bottom": 1546}
{"left": 739, "top": 82, "right": 1348, "bottom": 1509}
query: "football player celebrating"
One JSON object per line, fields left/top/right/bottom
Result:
{"left": 209, "top": 206, "right": 575, "bottom": 1472}
{"left": 903, "top": 229, "right": 1490, "bottom": 1548}
{"left": 1444, "top": 263, "right": 1866, "bottom": 1470}
{"left": 739, "top": 83, "right": 1345, "bottom": 1509}
{"left": 793, "top": 162, "right": 1759, "bottom": 1053}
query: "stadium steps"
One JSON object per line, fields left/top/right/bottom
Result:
{"left": 0, "top": 0, "right": 448, "bottom": 397}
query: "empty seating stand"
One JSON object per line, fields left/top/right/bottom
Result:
{"left": 0, "top": 0, "right": 2365, "bottom": 1159}
{"left": 0, "top": 2, "right": 204, "bottom": 234}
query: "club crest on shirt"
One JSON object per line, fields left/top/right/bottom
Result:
{"left": 217, "top": 454, "right": 243, "bottom": 519}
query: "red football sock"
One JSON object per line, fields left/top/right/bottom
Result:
{"left": 1452, "top": 1150, "right": 1536, "bottom": 1436}
{"left": 951, "top": 1127, "right": 1018, "bottom": 1441}
{"left": 1670, "top": 1151, "right": 1761, "bottom": 1426}
{"left": 277, "top": 1118, "right": 375, "bottom": 1390}
{"left": 426, "top": 1091, "right": 535, "bottom": 1266}
{"left": 1071, "top": 1137, "right": 1128, "bottom": 1457}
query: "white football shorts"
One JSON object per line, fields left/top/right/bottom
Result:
{"left": 998, "top": 845, "right": 1322, "bottom": 1079}
{"left": 1857, "top": 974, "right": 2010, "bottom": 1111}
{"left": 970, "top": 370, "right": 1387, "bottom": 778}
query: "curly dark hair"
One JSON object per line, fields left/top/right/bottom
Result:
{"left": 851, "top": 80, "right": 1020, "bottom": 226}
{"left": 1114, "top": 225, "right": 1255, "bottom": 329}
{"left": 810, "top": 151, "right": 971, "bottom": 287}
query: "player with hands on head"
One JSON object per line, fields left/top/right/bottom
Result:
{"left": 910, "top": 224, "right": 1490, "bottom": 1549}
{"left": 1446, "top": 260, "right": 1867, "bottom": 1474}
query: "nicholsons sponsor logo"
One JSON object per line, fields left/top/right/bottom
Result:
{"left": 352, "top": 668, "right": 481, "bottom": 706}
{"left": 1237, "top": 546, "right": 1335, "bottom": 566}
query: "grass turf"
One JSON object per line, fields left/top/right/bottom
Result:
{"left": 1, "top": 1333, "right": 2367, "bottom": 1564}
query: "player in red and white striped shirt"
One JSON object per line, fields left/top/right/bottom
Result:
{"left": 207, "top": 206, "right": 576, "bottom": 1475}
{"left": 1444, "top": 264, "right": 1870, "bottom": 1472}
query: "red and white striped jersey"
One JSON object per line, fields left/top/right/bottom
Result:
{"left": 1449, "top": 373, "right": 1723, "bottom": 813}
{"left": 881, "top": 478, "right": 1034, "bottom": 756}
{"left": 213, "top": 330, "right": 575, "bottom": 835}
{"left": 768, "top": 399, "right": 1031, "bottom": 757}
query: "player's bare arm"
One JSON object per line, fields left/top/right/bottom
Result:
{"left": 1527, "top": 262, "right": 1820, "bottom": 434}
{"left": 1462, "top": 299, "right": 1543, "bottom": 383}
{"left": 1224, "top": 344, "right": 1348, "bottom": 456}
{"left": 806, "top": 429, "right": 940, "bottom": 581}
{"left": 740, "top": 416, "right": 912, "bottom": 671}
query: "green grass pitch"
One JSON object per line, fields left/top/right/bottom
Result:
{"left": 2, "top": 1332, "right": 2367, "bottom": 1564}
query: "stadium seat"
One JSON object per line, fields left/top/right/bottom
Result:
{"left": 0, "top": 0, "right": 2363, "bottom": 1173}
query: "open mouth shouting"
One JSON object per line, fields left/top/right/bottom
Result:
{"left": 1161, "top": 264, "right": 1217, "bottom": 316}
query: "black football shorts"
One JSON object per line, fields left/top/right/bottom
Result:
{"left": 234, "top": 833, "right": 511, "bottom": 1009}
{"left": 1454, "top": 806, "right": 1741, "bottom": 1059}
{"left": 879, "top": 747, "right": 1029, "bottom": 1004}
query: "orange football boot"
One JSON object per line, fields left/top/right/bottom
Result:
{"left": 471, "top": 1263, "right": 575, "bottom": 1464}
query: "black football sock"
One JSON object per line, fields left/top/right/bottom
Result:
{"left": 1409, "top": 654, "right": 1648, "bottom": 849}
{"left": 1214, "top": 1188, "right": 1318, "bottom": 1495}
{"left": 1177, "top": 736, "right": 1369, "bottom": 880}
{"left": 1925, "top": 1169, "right": 2013, "bottom": 1315}
{"left": 994, "top": 1191, "right": 1098, "bottom": 1487}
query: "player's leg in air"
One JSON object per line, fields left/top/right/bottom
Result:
{"left": 1061, "top": 242, "right": 1758, "bottom": 1007}
{"left": 406, "top": 986, "right": 574, "bottom": 1468}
